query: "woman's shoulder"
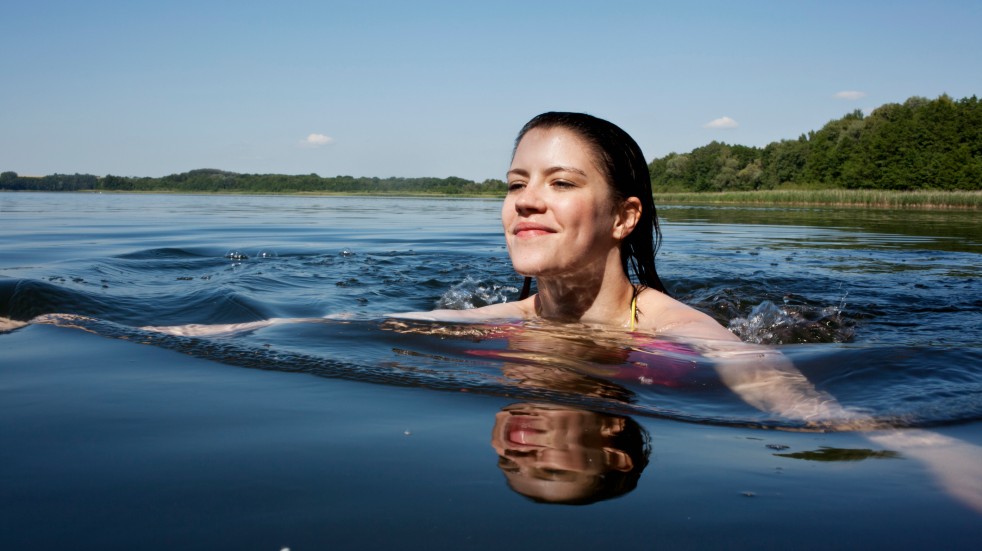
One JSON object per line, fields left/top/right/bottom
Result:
{"left": 635, "top": 289, "right": 739, "bottom": 341}
{"left": 390, "top": 296, "right": 533, "bottom": 323}
{"left": 466, "top": 297, "right": 535, "bottom": 320}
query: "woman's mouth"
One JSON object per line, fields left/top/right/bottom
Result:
{"left": 514, "top": 223, "right": 554, "bottom": 238}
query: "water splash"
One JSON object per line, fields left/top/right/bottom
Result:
{"left": 728, "top": 299, "right": 854, "bottom": 344}
{"left": 435, "top": 276, "right": 518, "bottom": 310}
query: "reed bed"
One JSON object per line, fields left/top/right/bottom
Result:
{"left": 652, "top": 189, "right": 982, "bottom": 209}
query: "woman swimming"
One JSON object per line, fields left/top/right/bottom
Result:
{"left": 400, "top": 112, "right": 737, "bottom": 341}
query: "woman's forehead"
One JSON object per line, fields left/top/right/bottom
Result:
{"left": 511, "top": 127, "right": 602, "bottom": 174}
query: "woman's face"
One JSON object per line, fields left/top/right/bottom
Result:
{"left": 502, "top": 127, "right": 622, "bottom": 278}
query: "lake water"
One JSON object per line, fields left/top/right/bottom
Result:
{"left": 1, "top": 193, "right": 981, "bottom": 549}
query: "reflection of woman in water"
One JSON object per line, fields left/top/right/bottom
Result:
{"left": 491, "top": 403, "right": 649, "bottom": 505}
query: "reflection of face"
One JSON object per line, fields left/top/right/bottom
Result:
{"left": 491, "top": 403, "right": 637, "bottom": 504}
{"left": 503, "top": 127, "right": 620, "bottom": 278}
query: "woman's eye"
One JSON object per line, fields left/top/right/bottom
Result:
{"left": 507, "top": 182, "right": 526, "bottom": 192}
{"left": 552, "top": 180, "right": 575, "bottom": 189}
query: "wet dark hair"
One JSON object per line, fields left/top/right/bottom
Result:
{"left": 513, "top": 112, "right": 669, "bottom": 295}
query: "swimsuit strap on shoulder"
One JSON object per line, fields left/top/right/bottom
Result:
{"left": 630, "top": 292, "right": 639, "bottom": 331}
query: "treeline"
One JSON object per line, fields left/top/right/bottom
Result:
{"left": 5, "top": 95, "right": 980, "bottom": 195}
{"left": 0, "top": 169, "right": 508, "bottom": 195}
{"left": 0, "top": 172, "right": 101, "bottom": 192}
{"left": 649, "top": 94, "right": 982, "bottom": 192}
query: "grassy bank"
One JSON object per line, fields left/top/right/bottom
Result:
{"left": 652, "top": 189, "right": 982, "bottom": 209}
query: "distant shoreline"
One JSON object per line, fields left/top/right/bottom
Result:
{"left": 650, "top": 189, "right": 982, "bottom": 210}
{"left": 3, "top": 188, "right": 979, "bottom": 209}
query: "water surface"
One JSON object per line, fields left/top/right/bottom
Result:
{"left": 1, "top": 193, "right": 981, "bottom": 549}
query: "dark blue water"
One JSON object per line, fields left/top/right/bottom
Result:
{"left": 2, "top": 193, "right": 981, "bottom": 549}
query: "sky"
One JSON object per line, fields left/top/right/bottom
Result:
{"left": 2, "top": 0, "right": 980, "bottom": 181}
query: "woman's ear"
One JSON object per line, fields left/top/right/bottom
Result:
{"left": 612, "top": 197, "right": 642, "bottom": 240}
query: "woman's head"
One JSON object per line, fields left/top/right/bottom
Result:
{"left": 511, "top": 112, "right": 667, "bottom": 294}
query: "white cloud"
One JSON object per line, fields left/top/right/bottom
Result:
{"left": 300, "top": 133, "right": 335, "bottom": 147}
{"left": 703, "top": 116, "right": 739, "bottom": 129}
{"left": 834, "top": 90, "right": 867, "bottom": 100}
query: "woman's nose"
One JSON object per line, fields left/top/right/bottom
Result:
{"left": 514, "top": 182, "right": 546, "bottom": 213}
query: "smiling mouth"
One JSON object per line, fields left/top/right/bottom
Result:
{"left": 513, "top": 224, "right": 554, "bottom": 238}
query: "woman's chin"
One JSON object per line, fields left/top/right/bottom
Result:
{"left": 512, "top": 265, "right": 547, "bottom": 278}
{"left": 512, "top": 261, "right": 581, "bottom": 279}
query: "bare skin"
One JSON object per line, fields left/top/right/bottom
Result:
{"left": 397, "top": 289, "right": 737, "bottom": 341}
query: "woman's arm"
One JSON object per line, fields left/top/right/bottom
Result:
{"left": 706, "top": 342, "right": 867, "bottom": 428}
{"left": 141, "top": 316, "right": 351, "bottom": 337}
{"left": 866, "top": 429, "right": 982, "bottom": 514}
{"left": 704, "top": 339, "right": 982, "bottom": 514}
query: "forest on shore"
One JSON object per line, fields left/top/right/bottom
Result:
{"left": 2, "top": 94, "right": 979, "bottom": 195}
{"left": 0, "top": 171, "right": 508, "bottom": 196}
{"left": 650, "top": 94, "right": 981, "bottom": 192}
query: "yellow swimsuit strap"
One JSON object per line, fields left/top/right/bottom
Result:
{"left": 629, "top": 292, "right": 639, "bottom": 331}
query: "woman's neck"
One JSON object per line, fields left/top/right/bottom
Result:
{"left": 533, "top": 258, "right": 635, "bottom": 326}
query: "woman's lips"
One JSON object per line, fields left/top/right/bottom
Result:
{"left": 514, "top": 223, "right": 554, "bottom": 238}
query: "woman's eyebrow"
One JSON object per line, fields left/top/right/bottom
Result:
{"left": 507, "top": 166, "right": 587, "bottom": 179}
{"left": 546, "top": 165, "right": 587, "bottom": 177}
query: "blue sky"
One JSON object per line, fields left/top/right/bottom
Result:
{"left": 3, "top": 0, "right": 980, "bottom": 181}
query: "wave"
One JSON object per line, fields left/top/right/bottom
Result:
{"left": 14, "top": 313, "right": 982, "bottom": 431}
{"left": 0, "top": 277, "right": 272, "bottom": 326}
